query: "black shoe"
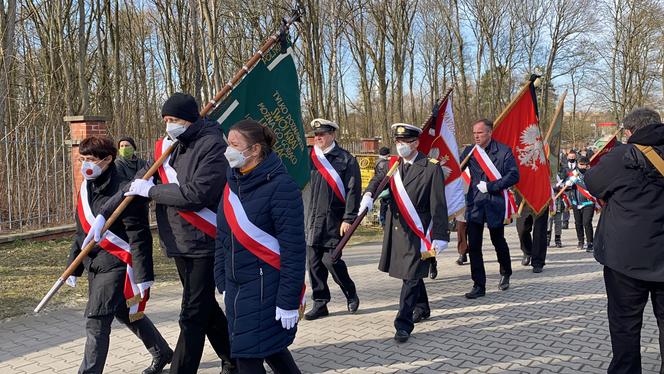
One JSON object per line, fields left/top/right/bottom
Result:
{"left": 577, "top": 241, "right": 584, "bottom": 249}
{"left": 563, "top": 223, "right": 569, "bottom": 229}
{"left": 456, "top": 254, "right": 467, "bottom": 265}
{"left": 220, "top": 360, "right": 238, "bottom": 374}
{"left": 413, "top": 309, "right": 430, "bottom": 323}
{"left": 143, "top": 350, "right": 173, "bottom": 374}
{"left": 585, "top": 243, "right": 594, "bottom": 253}
{"left": 465, "top": 286, "right": 486, "bottom": 299}
{"left": 533, "top": 267, "right": 543, "bottom": 273}
{"left": 347, "top": 295, "right": 360, "bottom": 314}
{"left": 429, "top": 259, "right": 438, "bottom": 279}
{"left": 304, "top": 300, "right": 329, "bottom": 320}
{"left": 555, "top": 236, "right": 563, "bottom": 248}
{"left": 499, "top": 275, "right": 510, "bottom": 291}
{"left": 521, "top": 255, "right": 531, "bottom": 266}
{"left": 394, "top": 329, "right": 410, "bottom": 343}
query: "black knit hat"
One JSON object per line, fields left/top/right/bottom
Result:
{"left": 161, "top": 93, "right": 200, "bottom": 123}
{"left": 379, "top": 147, "right": 390, "bottom": 156}
{"left": 117, "top": 136, "right": 137, "bottom": 149}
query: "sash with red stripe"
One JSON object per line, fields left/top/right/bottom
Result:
{"left": 311, "top": 145, "right": 346, "bottom": 203}
{"left": 222, "top": 184, "right": 306, "bottom": 313}
{"left": 576, "top": 183, "right": 598, "bottom": 207}
{"left": 77, "top": 180, "right": 147, "bottom": 321}
{"left": 388, "top": 157, "right": 434, "bottom": 259}
{"left": 471, "top": 145, "right": 518, "bottom": 221}
{"left": 155, "top": 137, "right": 217, "bottom": 238}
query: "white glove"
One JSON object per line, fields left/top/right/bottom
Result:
{"left": 136, "top": 281, "right": 153, "bottom": 299}
{"left": 65, "top": 275, "right": 77, "bottom": 288}
{"left": 477, "top": 181, "right": 488, "bottom": 193}
{"left": 358, "top": 192, "right": 374, "bottom": 214}
{"left": 431, "top": 240, "right": 449, "bottom": 255}
{"left": 565, "top": 177, "right": 577, "bottom": 187}
{"left": 275, "top": 307, "right": 299, "bottom": 330}
{"left": 82, "top": 214, "right": 106, "bottom": 249}
{"left": 124, "top": 177, "right": 155, "bottom": 198}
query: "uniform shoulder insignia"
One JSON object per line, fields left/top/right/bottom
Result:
{"left": 429, "top": 158, "right": 439, "bottom": 164}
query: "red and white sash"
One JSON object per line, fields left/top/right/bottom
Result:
{"left": 155, "top": 137, "right": 217, "bottom": 238}
{"left": 311, "top": 145, "right": 346, "bottom": 203}
{"left": 77, "top": 180, "right": 147, "bottom": 321}
{"left": 388, "top": 157, "right": 434, "bottom": 259}
{"left": 222, "top": 184, "right": 306, "bottom": 311}
{"left": 471, "top": 145, "right": 518, "bottom": 221}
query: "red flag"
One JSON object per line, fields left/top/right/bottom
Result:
{"left": 418, "top": 92, "right": 465, "bottom": 217}
{"left": 590, "top": 134, "right": 618, "bottom": 167}
{"left": 492, "top": 80, "right": 551, "bottom": 214}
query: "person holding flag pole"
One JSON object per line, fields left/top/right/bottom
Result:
{"left": 360, "top": 123, "right": 449, "bottom": 343}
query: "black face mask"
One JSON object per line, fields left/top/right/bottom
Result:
{"left": 568, "top": 160, "right": 576, "bottom": 165}
{"left": 578, "top": 168, "right": 587, "bottom": 174}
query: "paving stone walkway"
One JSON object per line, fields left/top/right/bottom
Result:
{"left": 1, "top": 225, "right": 662, "bottom": 373}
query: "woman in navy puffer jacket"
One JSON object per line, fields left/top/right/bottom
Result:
{"left": 214, "top": 119, "right": 305, "bottom": 373}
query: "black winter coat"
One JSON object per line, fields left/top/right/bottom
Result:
{"left": 365, "top": 153, "right": 450, "bottom": 280}
{"left": 102, "top": 118, "right": 228, "bottom": 258}
{"left": 114, "top": 156, "right": 148, "bottom": 184}
{"left": 214, "top": 152, "right": 306, "bottom": 358}
{"left": 306, "top": 144, "right": 361, "bottom": 248}
{"left": 461, "top": 140, "right": 519, "bottom": 228}
{"left": 586, "top": 123, "right": 664, "bottom": 282}
{"left": 69, "top": 165, "right": 153, "bottom": 317}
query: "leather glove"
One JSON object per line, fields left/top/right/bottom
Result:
{"left": 65, "top": 275, "right": 77, "bottom": 288}
{"left": 477, "top": 181, "right": 488, "bottom": 193}
{"left": 358, "top": 192, "right": 374, "bottom": 214}
{"left": 275, "top": 307, "right": 299, "bottom": 330}
{"left": 136, "top": 281, "right": 153, "bottom": 299}
{"left": 431, "top": 240, "right": 449, "bottom": 255}
{"left": 82, "top": 214, "right": 106, "bottom": 249}
{"left": 124, "top": 177, "right": 155, "bottom": 198}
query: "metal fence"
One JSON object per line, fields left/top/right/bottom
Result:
{"left": 0, "top": 125, "right": 73, "bottom": 232}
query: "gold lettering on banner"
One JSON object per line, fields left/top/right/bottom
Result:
{"left": 255, "top": 90, "right": 305, "bottom": 165}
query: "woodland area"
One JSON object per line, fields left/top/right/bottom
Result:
{"left": 0, "top": 0, "right": 662, "bottom": 144}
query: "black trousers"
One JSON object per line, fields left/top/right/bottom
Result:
{"left": 79, "top": 309, "right": 170, "bottom": 373}
{"left": 394, "top": 279, "right": 429, "bottom": 334}
{"left": 171, "top": 257, "right": 232, "bottom": 374}
{"left": 467, "top": 222, "right": 512, "bottom": 289}
{"left": 307, "top": 245, "right": 357, "bottom": 302}
{"left": 573, "top": 205, "right": 594, "bottom": 244}
{"left": 236, "top": 348, "right": 301, "bottom": 374}
{"left": 604, "top": 267, "right": 664, "bottom": 374}
{"left": 516, "top": 212, "right": 548, "bottom": 268}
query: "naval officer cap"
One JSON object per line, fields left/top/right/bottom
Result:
{"left": 391, "top": 123, "right": 422, "bottom": 139}
{"left": 311, "top": 118, "right": 339, "bottom": 134}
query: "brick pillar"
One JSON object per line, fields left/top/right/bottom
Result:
{"left": 306, "top": 135, "right": 315, "bottom": 147}
{"left": 360, "top": 138, "right": 380, "bottom": 154}
{"left": 64, "top": 115, "right": 108, "bottom": 205}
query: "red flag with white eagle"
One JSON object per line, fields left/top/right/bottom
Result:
{"left": 417, "top": 91, "right": 465, "bottom": 218}
{"left": 491, "top": 76, "right": 551, "bottom": 214}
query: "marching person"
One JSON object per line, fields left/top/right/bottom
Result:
{"left": 516, "top": 197, "right": 549, "bottom": 273}
{"left": 214, "top": 120, "right": 306, "bottom": 373}
{"left": 115, "top": 136, "right": 147, "bottom": 183}
{"left": 585, "top": 108, "right": 664, "bottom": 374}
{"left": 567, "top": 156, "right": 595, "bottom": 252}
{"left": 375, "top": 147, "right": 391, "bottom": 227}
{"left": 361, "top": 123, "right": 449, "bottom": 343}
{"left": 561, "top": 150, "right": 578, "bottom": 229}
{"left": 67, "top": 136, "right": 172, "bottom": 374}
{"left": 304, "top": 118, "right": 361, "bottom": 320}
{"left": 86, "top": 93, "right": 235, "bottom": 373}
{"left": 548, "top": 177, "right": 566, "bottom": 248}
{"left": 461, "top": 119, "right": 519, "bottom": 299}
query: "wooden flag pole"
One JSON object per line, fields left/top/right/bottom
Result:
{"left": 34, "top": 10, "right": 303, "bottom": 314}
{"left": 543, "top": 90, "right": 568, "bottom": 149}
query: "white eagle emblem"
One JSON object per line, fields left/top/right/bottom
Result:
{"left": 515, "top": 124, "right": 546, "bottom": 170}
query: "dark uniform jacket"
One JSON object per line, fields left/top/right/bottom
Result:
{"left": 365, "top": 152, "right": 449, "bottom": 280}
{"left": 69, "top": 164, "right": 153, "bottom": 317}
{"left": 102, "top": 118, "right": 228, "bottom": 258}
{"left": 114, "top": 156, "right": 148, "bottom": 184}
{"left": 306, "top": 143, "right": 361, "bottom": 249}
{"left": 214, "top": 152, "right": 305, "bottom": 358}
{"left": 461, "top": 140, "right": 519, "bottom": 228}
{"left": 586, "top": 123, "right": 664, "bottom": 282}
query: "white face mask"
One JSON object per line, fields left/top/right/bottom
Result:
{"left": 396, "top": 143, "right": 413, "bottom": 158}
{"left": 224, "top": 146, "right": 250, "bottom": 169}
{"left": 166, "top": 122, "right": 187, "bottom": 140}
{"left": 81, "top": 160, "right": 103, "bottom": 180}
